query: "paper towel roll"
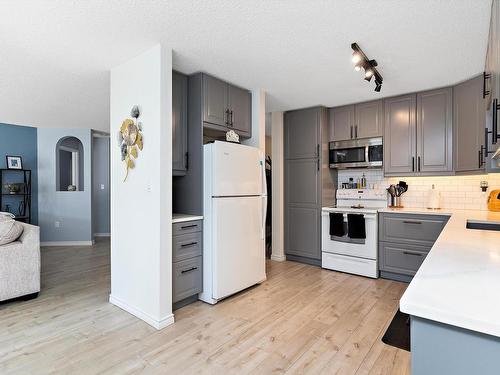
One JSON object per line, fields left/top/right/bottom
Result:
{"left": 426, "top": 184, "right": 440, "bottom": 209}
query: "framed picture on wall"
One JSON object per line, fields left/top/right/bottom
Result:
{"left": 6, "top": 156, "right": 23, "bottom": 170}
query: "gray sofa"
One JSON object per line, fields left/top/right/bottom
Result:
{"left": 0, "top": 223, "right": 40, "bottom": 302}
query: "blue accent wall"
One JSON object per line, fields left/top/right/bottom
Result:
{"left": 0, "top": 123, "right": 38, "bottom": 224}
{"left": 37, "top": 128, "right": 92, "bottom": 243}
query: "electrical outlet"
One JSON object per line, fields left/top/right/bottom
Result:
{"left": 55, "top": 221, "right": 60, "bottom": 228}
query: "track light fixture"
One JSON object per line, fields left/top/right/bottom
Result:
{"left": 351, "top": 43, "right": 383, "bottom": 92}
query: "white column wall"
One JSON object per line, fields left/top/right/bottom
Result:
{"left": 109, "top": 44, "right": 173, "bottom": 330}
{"left": 271, "top": 112, "right": 285, "bottom": 261}
{"left": 242, "top": 89, "right": 266, "bottom": 151}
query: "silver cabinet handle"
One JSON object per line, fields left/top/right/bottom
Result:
{"left": 350, "top": 126, "right": 353, "bottom": 139}
{"left": 355, "top": 125, "right": 358, "bottom": 138}
{"left": 403, "top": 251, "right": 422, "bottom": 256}
{"left": 402, "top": 220, "right": 422, "bottom": 224}
{"left": 180, "top": 224, "right": 197, "bottom": 230}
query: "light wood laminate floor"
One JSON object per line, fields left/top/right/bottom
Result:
{"left": 0, "top": 239, "right": 410, "bottom": 374}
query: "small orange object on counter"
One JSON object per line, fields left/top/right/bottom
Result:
{"left": 487, "top": 190, "right": 500, "bottom": 212}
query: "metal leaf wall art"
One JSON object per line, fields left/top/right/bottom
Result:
{"left": 118, "top": 105, "right": 143, "bottom": 181}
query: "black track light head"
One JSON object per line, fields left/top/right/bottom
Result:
{"left": 351, "top": 42, "right": 383, "bottom": 92}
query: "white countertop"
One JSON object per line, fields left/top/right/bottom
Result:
{"left": 387, "top": 207, "right": 500, "bottom": 337}
{"left": 172, "top": 213, "right": 203, "bottom": 223}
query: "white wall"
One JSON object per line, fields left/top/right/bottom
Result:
{"left": 337, "top": 170, "right": 500, "bottom": 210}
{"left": 109, "top": 44, "right": 173, "bottom": 330}
{"left": 242, "top": 89, "right": 266, "bottom": 151}
{"left": 270, "top": 112, "right": 285, "bottom": 261}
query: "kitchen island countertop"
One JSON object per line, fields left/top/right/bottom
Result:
{"left": 384, "top": 207, "right": 500, "bottom": 337}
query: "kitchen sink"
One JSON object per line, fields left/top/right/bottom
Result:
{"left": 466, "top": 220, "right": 500, "bottom": 232}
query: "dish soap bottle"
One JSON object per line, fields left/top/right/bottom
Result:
{"left": 361, "top": 173, "right": 367, "bottom": 189}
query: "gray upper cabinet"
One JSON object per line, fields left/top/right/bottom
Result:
{"left": 285, "top": 108, "right": 320, "bottom": 159}
{"left": 329, "top": 105, "right": 354, "bottom": 141}
{"left": 228, "top": 84, "right": 252, "bottom": 137}
{"left": 416, "top": 88, "right": 453, "bottom": 173}
{"left": 172, "top": 71, "right": 188, "bottom": 176}
{"left": 454, "top": 75, "right": 486, "bottom": 173}
{"left": 485, "top": 1, "right": 500, "bottom": 172}
{"left": 202, "top": 74, "right": 228, "bottom": 128}
{"left": 355, "top": 100, "right": 383, "bottom": 139}
{"left": 384, "top": 94, "right": 417, "bottom": 175}
{"left": 201, "top": 73, "right": 252, "bottom": 138}
{"left": 329, "top": 100, "right": 382, "bottom": 142}
{"left": 384, "top": 89, "right": 452, "bottom": 176}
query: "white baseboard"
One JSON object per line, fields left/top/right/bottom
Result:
{"left": 94, "top": 233, "right": 110, "bottom": 237}
{"left": 271, "top": 254, "right": 286, "bottom": 262}
{"left": 109, "top": 295, "right": 175, "bottom": 330}
{"left": 41, "top": 240, "right": 95, "bottom": 247}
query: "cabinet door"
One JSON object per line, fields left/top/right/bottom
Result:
{"left": 228, "top": 84, "right": 252, "bottom": 138}
{"left": 172, "top": 71, "right": 188, "bottom": 175}
{"left": 454, "top": 76, "right": 486, "bottom": 173}
{"left": 384, "top": 94, "right": 417, "bottom": 175}
{"left": 355, "top": 100, "right": 383, "bottom": 138}
{"left": 284, "top": 158, "right": 321, "bottom": 260}
{"left": 202, "top": 74, "right": 228, "bottom": 127}
{"left": 329, "top": 105, "right": 354, "bottom": 141}
{"left": 284, "top": 108, "right": 320, "bottom": 159}
{"left": 416, "top": 88, "right": 453, "bottom": 173}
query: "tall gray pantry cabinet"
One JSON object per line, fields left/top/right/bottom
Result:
{"left": 284, "top": 107, "right": 335, "bottom": 266}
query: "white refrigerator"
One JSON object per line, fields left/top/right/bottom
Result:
{"left": 199, "top": 141, "right": 267, "bottom": 305}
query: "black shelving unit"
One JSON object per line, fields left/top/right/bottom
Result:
{"left": 0, "top": 169, "right": 32, "bottom": 224}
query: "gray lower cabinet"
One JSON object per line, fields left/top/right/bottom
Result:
{"left": 200, "top": 73, "right": 252, "bottom": 138}
{"left": 454, "top": 75, "right": 486, "bottom": 173}
{"left": 173, "top": 71, "right": 188, "bottom": 176}
{"left": 172, "top": 220, "right": 202, "bottom": 307}
{"left": 379, "top": 242, "right": 430, "bottom": 277}
{"left": 379, "top": 213, "right": 449, "bottom": 282}
{"left": 284, "top": 107, "right": 328, "bottom": 265}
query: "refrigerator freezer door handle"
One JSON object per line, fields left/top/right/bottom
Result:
{"left": 260, "top": 159, "right": 267, "bottom": 196}
{"left": 261, "top": 195, "right": 268, "bottom": 240}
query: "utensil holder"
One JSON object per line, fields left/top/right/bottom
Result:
{"left": 395, "top": 196, "right": 402, "bottom": 207}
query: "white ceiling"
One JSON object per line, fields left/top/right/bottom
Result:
{"left": 0, "top": 0, "right": 492, "bottom": 132}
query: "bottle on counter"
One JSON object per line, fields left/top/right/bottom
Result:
{"left": 349, "top": 178, "right": 354, "bottom": 189}
{"left": 361, "top": 173, "right": 367, "bottom": 189}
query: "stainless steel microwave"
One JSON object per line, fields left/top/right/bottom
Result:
{"left": 329, "top": 137, "right": 383, "bottom": 169}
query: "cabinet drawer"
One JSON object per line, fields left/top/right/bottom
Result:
{"left": 379, "top": 242, "right": 430, "bottom": 276}
{"left": 173, "top": 256, "right": 202, "bottom": 303}
{"left": 173, "top": 232, "right": 202, "bottom": 262}
{"left": 173, "top": 220, "right": 202, "bottom": 236}
{"left": 379, "top": 213, "right": 448, "bottom": 246}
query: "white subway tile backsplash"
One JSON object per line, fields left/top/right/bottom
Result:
{"left": 337, "top": 170, "right": 500, "bottom": 210}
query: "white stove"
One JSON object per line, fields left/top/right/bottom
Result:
{"left": 321, "top": 189, "right": 387, "bottom": 278}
